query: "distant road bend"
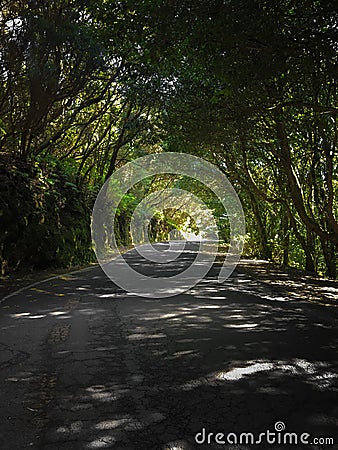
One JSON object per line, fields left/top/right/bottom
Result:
{"left": 0, "top": 243, "right": 337, "bottom": 449}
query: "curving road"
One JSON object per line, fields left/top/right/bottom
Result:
{"left": 0, "top": 244, "right": 337, "bottom": 449}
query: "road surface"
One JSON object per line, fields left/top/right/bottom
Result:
{"left": 0, "top": 243, "right": 337, "bottom": 449}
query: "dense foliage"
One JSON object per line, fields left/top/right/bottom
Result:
{"left": 0, "top": 0, "right": 337, "bottom": 277}
{"left": 0, "top": 154, "right": 95, "bottom": 274}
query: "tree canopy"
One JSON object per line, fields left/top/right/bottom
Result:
{"left": 0, "top": 0, "right": 337, "bottom": 277}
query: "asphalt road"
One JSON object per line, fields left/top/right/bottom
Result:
{"left": 0, "top": 243, "right": 337, "bottom": 449}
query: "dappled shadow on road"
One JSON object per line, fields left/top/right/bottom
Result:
{"left": 233, "top": 259, "right": 338, "bottom": 307}
{"left": 1, "top": 262, "right": 337, "bottom": 449}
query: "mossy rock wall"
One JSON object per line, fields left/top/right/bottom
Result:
{"left": 0, "top": 155, "right": 95, "bottom": 275}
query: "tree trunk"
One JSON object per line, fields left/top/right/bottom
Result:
{"left": 320, "top": 238, "right": 337, "bottom": 279}
{"left": 248, "top": 190, "right": 272, "bottom": 260}
{"left": 286, "top": 206, "right": 316, "bottom": 273}
{"left": 305, "top": 230, "right": 316, "bottom": 273}
{"left": 281, "top": 208, "right": 289, "bottom": 266}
